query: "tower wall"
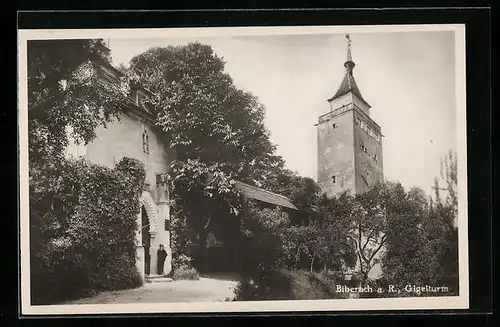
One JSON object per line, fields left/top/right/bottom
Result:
{"left": 352, "top": 93, "right": 371, "bottom": 116}
{"left": 328, "top": 93, "right": 353, "bottom": 111}
{"left": 353, "top": 108, "right": 384, "bottom": 194}
{"left": 317, "top": 106, "right": 356, "bottom": 197}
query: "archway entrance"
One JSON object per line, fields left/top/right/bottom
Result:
{"left": 141, "top": 206, "right": 151, "bottom": 276}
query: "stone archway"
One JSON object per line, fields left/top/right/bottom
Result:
{"left": 135, "top": 189, "right": 172, "bottom": 279}
{"left": 135, "top": 191, "right": 158, "bottom": 279}
{"left": 140, "top": 191, "right": 158, "bottom": 236}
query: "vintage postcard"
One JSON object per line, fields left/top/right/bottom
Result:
{"left": 18, "top": 23, "right": 468, "bottom": 315}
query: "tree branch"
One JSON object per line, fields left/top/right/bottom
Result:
{"left": 348, "top": 235, "right": 365, "bottom": 276}
{"left": 368, "top": 233, "right": 388, "bottom": 263}
{"left": 203, "top": 212, "right": 212, "bottom": 230}
{"left": 362, "top": 229, "right": 376, "bottom": 252}
{"left": 357, "top": 223, "right": 370, "bottom": 264}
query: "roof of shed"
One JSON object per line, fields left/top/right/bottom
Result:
{"left": 234, "top": 180, "right": 298, "bottom": 210}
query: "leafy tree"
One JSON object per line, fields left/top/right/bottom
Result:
{"left": 315, "top": 192, "right": 358, "bottom": 271}
{"left": 431, "top": 149, "right": 459, "bottom": 294}
{"left": 127, "top": 43, "right": 285, "bottom": 187}
{"left": 281, "top": 190, "right": 356, "bottom": 274}
{"left": 437, "top": 149, "right": 458, "bottom": 222}
{"left": 239, "top": 204, "right": 291, "bottom": 275}
{"left": 28, "top": 39, "right": 129, "bottom": 168}
{"left": 346, "top": 183, "right": 392, "bottom": 285}
{"left": 28, "top": 39, "right": 132, "bottom": 213}
{"left": 344, "top": 182, "right": 431, "bottom": 286}
{"left": 380, "top": 151, "right": 459, "bottom": 296}
{"left": 278, "top": 175, "right": 322, "bottom": 225}
{"left": 381, "top": 185, "right": 441, "bottom": 292}
{"left": 27, "top": 39, "right": 141, "bottom": 302}
{"left": 126, "top": 43, "right": 289, "bottom": 268}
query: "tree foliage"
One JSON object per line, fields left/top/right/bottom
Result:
{"left": 127, "top": 43, "right": 286, "bottom": 190}
{"left": 30, "top": 157, "right": 146, "bottom": 304}
{"left": 126, "top": 43, "right": 289, "bottom": 270}
{"left": 28, "top": 39, "right": 130, "bottom": 169}
{"left": 432, "top": 149, "right": 459, "bottom": 293}
{"left": 380, "top": 151, "right": 459, "bottom": 296}
{"left": 27, "top": 39, "right": 143, "bottom": 303}
{"left": 239, "top": 204, "right": 291, "bottom": 275}
{"left": 281, "top": 191, "right": 356, "bottom": 274}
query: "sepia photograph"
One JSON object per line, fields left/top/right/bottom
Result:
{"left": 18, "top": 24, "right": 468, "bottom": 315}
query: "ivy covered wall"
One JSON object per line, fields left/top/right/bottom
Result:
{"left": 30, "top": 157, "right": 146, "bottom": 304}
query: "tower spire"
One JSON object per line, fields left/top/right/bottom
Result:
{"left": 344, "top": 34, "right": 355, "bottom": 73}
{"left": 327, "top": 33, "right": 369, "bottom": 108}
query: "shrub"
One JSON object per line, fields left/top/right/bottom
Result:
{"left": 30, "top": 157, "right": 145, "bottom": 304}
{"left": 238, "top": 205, "right": 291, "bottom": 276}
{"left": 233, "top": 269, "right": 350, "bottom": 301}
{"left": 172, "top": 264, "right": 200, "bottom": 281}
{"left": 169, "top": 253, "right": 199, "bottom": 280}
{"left": 92, "top": 253, "right": 143, "bottom": 292}
{"left": 169, "top": 200, "right": 191, "bottom": 271}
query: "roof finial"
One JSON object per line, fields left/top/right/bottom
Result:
{"left": 344, "top": 34, "right": 355, "bottom": 73}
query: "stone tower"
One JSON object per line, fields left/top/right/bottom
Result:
{"left": 317, "top": 34, "right": 384, "bottom": 197}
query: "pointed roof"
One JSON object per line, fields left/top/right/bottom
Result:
{"left": 327, "top": 35, "right": 370, "bottom": 107}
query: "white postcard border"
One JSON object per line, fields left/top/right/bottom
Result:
{"left": 18, "top": 23, "right": 469, "bottom": 315}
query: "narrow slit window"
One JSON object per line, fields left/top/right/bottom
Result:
{"left": 142, "top": 129, "right": 149, "bottom": 154}
{"left": 332, "top": 175, "right": 336, "bottom": 184}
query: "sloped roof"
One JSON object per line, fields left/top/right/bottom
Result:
{"left": 328, "top": 69, "right": 367, "bottom": 104}
{"left": 234, "top": 181, "right": 298, "bottom": 210}
{"left": 327, "top": 38, "right": 370, "bottom": 108}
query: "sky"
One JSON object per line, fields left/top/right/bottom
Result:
{"left": 107, "top": 30, "right": 457, "bottom": 196}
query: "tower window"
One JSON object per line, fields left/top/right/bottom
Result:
{"left": 331, "top": 175, "right": 336, "bottom": 184}
{"left": 373, "top": 154, "right": 378, "bottom": 161}
{"left": 332, "top": 123, "right": 338, "bottom": 129}
{"left": 142, "top": 129, "right": 149, "bottom": 154}
{"left": 361, "top": 144, "right": 368, "bottom": 153}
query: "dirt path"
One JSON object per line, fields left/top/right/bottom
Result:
{"left": 63, "top": 274, "right": 240, "bottom": 304}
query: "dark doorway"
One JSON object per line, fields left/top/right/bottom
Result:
{"left": 141, "top": 206, "right": 151, "bottom": 276}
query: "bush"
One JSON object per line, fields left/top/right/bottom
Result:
{"left": 238, "top": 205, "right": 291, "bottom": 276}
{"left": 92, "top": 253, "right": 143, "bottom": 292}
{"left": 233, "top": 269, "right": 350, "bottom": 301}
{"left": 30, "top": 157, "right": 145, "bottom": 304}
{"left": 172, "top": 254, "right": 194, "bottom": 271}
{"left": 169, "top": 254, "right": 199, "bottom": 280}
{"left": 169, "top": 199, "right": 191, "bottom": 271}
{"left": 172, "top": 265, "right": 200, "bottom": 281}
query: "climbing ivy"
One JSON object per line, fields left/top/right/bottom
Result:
{"left": 30, "top": 157, "right": 146, "bottom": 304}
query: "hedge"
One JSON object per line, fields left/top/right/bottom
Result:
{"left": 30, "top": 157, "right": 146, "bottom": 304}
{"left": 233, "top": 269, "right": 351, "bottom": 301}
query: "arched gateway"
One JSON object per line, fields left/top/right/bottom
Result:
{"left": 135, "top": 190, "right": 172, "bottom": 280}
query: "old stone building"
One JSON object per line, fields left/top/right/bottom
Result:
{"left": 65, "top": 58, "right": 175, "bottom": 282}
{"left": 317, "top": 35, "right": 384, "bottom": 197}
{"left": 317, "top": 35, "right": 386, "bottom": 281}
{"left": 64, "top": 46, "right": 300, "bottom": 280}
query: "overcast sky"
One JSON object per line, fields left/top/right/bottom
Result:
{"left": 108, "top": 30, "right": 457, "bottom": 195}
